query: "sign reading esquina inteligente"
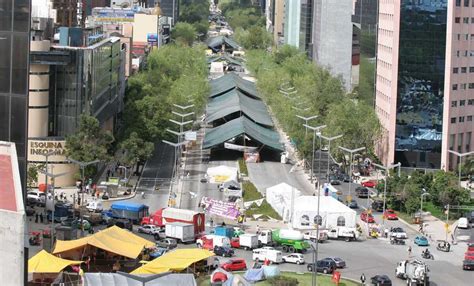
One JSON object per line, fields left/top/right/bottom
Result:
{"left": 28, "top": 140, "right": 66, "bottom": 157}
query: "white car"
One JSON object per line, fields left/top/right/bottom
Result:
{"left": 27, "top": 191, "right": 46, "bottom": 205}
{"left": 390, "top": 227, "right": 408, "bottom": 239}
{"left": 137, "top": 224, "right": 161, "bottom": 235}
{"left": 282, "top": 253, "right": 305, "bottom": 265}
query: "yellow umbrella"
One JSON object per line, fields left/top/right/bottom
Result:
{"left": 28, "top": 250, "right": 82, "bottom": 273}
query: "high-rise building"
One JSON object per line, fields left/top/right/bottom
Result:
{"left": 312, "top": 0, "right": 353, "bottom": 92}
{"left": 283, "top": 0, "right": 312, "bottom": 53}
{"left": 375, "top": 0, "right": 473, "bottom": 171}
{"left": 265, "top": 0, "right": 284, "bottom": 45}
{"left": 53, "top": 0, "right": 78, "bottom": 27}
{"left": 0, "top": 0, "right": 31, "bottom": 189}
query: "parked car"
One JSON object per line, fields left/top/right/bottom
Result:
{"left": 329, "top": 176, "right": 341, "bottom": 185}
{"left": 107, "top": 218, "right": 133, "bottom": 231}
{"left": 214, "top": 246, "right": 234, "bottom": 257}
{"left": 307, "top": 260, "right": 336, "bottom": 274}
{"left": 371, "top": 200, "right": 384, "bottom": 212}
{"left": 221, "top": 258, "right": 247, "bottom": 271}
{"left": 322, "top": 257, "right": 346, "bottom": 268}
{"left": 361, "top": 180, "right": 377, "bottom": 188}
{"left": 414, "top": 235, "right": 429, "bottom": 246}
{"left": 463, "top": 259, "right": 474, "bottom": 270}
{"left": 27, "top": 191, "right": 46, "bottom": 206}
{"left": 370, "top": 274, "right": 392, "bottom": 286}
{"left": 465, "top": 251, "right": 474, "bottom": 260}
{"left": 230, "top": 237, "right": 240, "bottom": 248}
{"left": 355, "top": 187, "right": 369, "bottom": 198}
{"left": 282, "top": 253, "right": 305, "bottom": 265}
{"left": 156, "top": 238, "right": 177, "bottom": 249}
{"left": 138, "top": 224, "right": 161, "bottom": 235}
{"left": 346, "top": 199, "right": 358, "bottom": 209}
{"left": 150, "top": 247, "right": 168, "bottom": 259}
{"left": 390, "top": 227, "right": 407, "bottom": 239}
{"left": 383, "top": 209, "right": 398, "bottom": 220}
{"left": 360, "top": 211, "right": 375, "bottom": 223}
{"left": 338, "top": 173, "right": 351, "bottom": 183}
{"left": 458, "top": 217, "right": 469, "bottom": 229}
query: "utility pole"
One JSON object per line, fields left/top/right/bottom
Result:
{"left": 372, "top": 162, "right": 401, "bottom": 229}
{"left": 338, "top": 146, "right": 366, "bottom": 201}
{"left": 303, "top": 124, "right": 327, "bottom": 184}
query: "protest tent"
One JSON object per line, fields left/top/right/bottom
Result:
{"left": 292, "top": 196, "right": 357, "bottom": 229}
{"left": 209, "top": 73, "right": 259, "bottom": 99}
{"left": 206, "top": 165, "right": 238, "bottom": 183}
{"left": 266, "top": 183, "right": 301, "bottom": 222}
{"left": 84, "top": 271, "right": 197, "bottom": 286}
{"left": 53, "top": 226, "right": 155, "bottom": 259}
{"left": 131, "top": 248, "right": 214, "bottom": 274}
{"left": 28, "top": 250, "right": 82, "bottom": 273}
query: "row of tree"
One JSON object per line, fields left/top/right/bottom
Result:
{"left": 178, "top": 0, "right": 210, "bottom": 41}
{"left": 245, "top": 45, "right": 382, "bottom": 164}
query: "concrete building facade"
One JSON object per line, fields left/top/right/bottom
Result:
{"left": 284, "top": 0, "right": 301, "bottom": 48}
{"left": 375, "top": 0, "right": 473, "bottom": 171}
{"left": 265, "top": 0, "right": 285, "bottom": 45}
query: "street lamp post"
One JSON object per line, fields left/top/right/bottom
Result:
{"left": 448, "top": 150, "right": 474, "bottom": 186}
{"left": 420, "top": 188, "right": 430, "bottom": 223}
{"left": 296, "top": 115, "right": 318, "bottom": 137}
{"left": 162, "top": 140, "right": 188, "bottom": 208}
{"left": 303, "top": 124, "right": 327, "bottom": 184}
{"left": 38, "top": 150, "right": 56, "bottom": 193}
{"left": 316, "top": 134, "right": 343, "bottom": 177}
{"left": 372, "top": 162, "right": 401, "bottom": 228}
{"left": 338, "top": 146, "right": 366, "bottom": 200}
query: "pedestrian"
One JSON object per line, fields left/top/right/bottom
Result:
{"left": 384, "top": 228, "right": 389, "bottom": 238}
{"left": 210, "top": 218, "right": 214, "bottom": 228}
{"left": 39, "top": 212, "right": 44, "bottom": 223}
{"left": 35, "top": 213, "right": 39, "bottom": 223}
{"left": 256, "top": 224, "right": 260, "bottom": 234}
{"left": 85, "top": 256, "right": 91, "bottom": 271}
{"left": 360, "top": 273, "right": 366, "bottom": 285}
{"left": 408, "top": 245, "right": 412, "bottom": 257}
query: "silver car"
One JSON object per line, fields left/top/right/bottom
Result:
{"left": 322, "top": 257, "right": 346, "bottom": 268}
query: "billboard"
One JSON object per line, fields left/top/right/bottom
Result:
{"left": 147, "top": 33, "right": 159, "bottom": 43}
{"left": 92, "top": 8, "right": 135, "bottom": 23}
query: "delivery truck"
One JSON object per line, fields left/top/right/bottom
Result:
{"left": 252, "top": 247, "right": 283, "bottom": 264}
{"left": 258, "top": 229, "right": 309, "bottom": 253}
{"left": 110, "top": 201, "right": 149, "bottom": 224}
{"left": 196, "top": 234, "right": 231, "bottom": 250}
{"left": 140, "top": 207, "right": 205, "bottom": 235}
{"left": 165, "top": 222, "right": 195, "bottom": 243}
{"left": 238, "top": 233, "right": 259, "bottom": 250}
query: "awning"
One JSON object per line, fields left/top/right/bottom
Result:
{"left": 53, "top": 226, "right": 155, "bottom": 259}
{"left": 207, "top": 54, "right": 244, "bottom": 66}
{"left": 207, "top": 36, "right": 240, "bottom": 51}
{"left": 206, "top": 89, "right": 273, "bottom": 127}
{"left": 131, "top": 249, "right": 214, "bottom": 274}
{"left": 203, "top": 117, "right": 284, "bottom": 151}
{"left": 209, "top": 73, "right": 259, "bottom": 99}
{"left": 28, "top": 250, "right": 82, "bottom": 273}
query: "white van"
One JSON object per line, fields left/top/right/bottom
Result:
{"left": 85, "top": 200, "right": 103, "bottom": 212}
{"left": 252, "top": 248, "right": 283, "bottom": 264}
{"left": 458, "top": 217, "right": 469, "bottom": 229}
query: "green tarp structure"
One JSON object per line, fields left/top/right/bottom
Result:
{"left": 203, "top": 117, "right": 284, "bottom": 151}
{"left": 207, "top": 54, "right": 244, "bottom": 66}
{"left": 209, "top": 73, "right": 259, "bottom": 98}
{"left": 206, "top": 89, "right": 274, "bottom": 127}
{"left": 207, "top": 36, "right": 240, "bottom": 52}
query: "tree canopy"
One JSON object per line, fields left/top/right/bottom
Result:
{"left": 171, "top": 22, "right": 197, "bottom": 46}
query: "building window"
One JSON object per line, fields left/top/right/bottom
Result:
{"left": 457, "top": 50, "right": 460, "bottom": 57}
{"left": 452, "top": 101, "right": 457, "bottom": 107}
{"left": 464, "top": 17, "right": 470, "bottom": 24}
{"left": 470, "top": 67, "right": 474, "bottom": 72}
{"left": 461, "top": 83, "right": 467, "bottom": 90}
{"left": 462, "top": 67, "right": 467, "bottom": 73}
{"left": 314, "top": 215, "right": 322, "bottom": 226}
{"left": 466, "top": 0, "right": 470, "bottom": 7}
{"left": 457, "top": 0, "right": 462, "bottom": 6}
{"left": 455, "top": 17, "right": 461, "bottom": 23}
{"left": 459, "top": 133, "right": 464, "bottom": 152}
{"left": 459, "top": 116, "right": 465, "bottom": 123}
{"left": 453, "top": 67, "right": 459, "bottom": 73}
{"left": 457, "top": 34, "right": 461, "bottom": 40}
{"left": 468, "top": 99, "right": 474, "bottom": 105}
{"left": 453, "top": 84, "right": 458, "bottom": 90}
{"left": 337, "top": 216, "right": 345, "bottom": 227}
{"left": 467, "top": 115, "right": 473, "bottom": 121}
{"left": 460, "top": 100, "right": 466, "bottom": 106}
{"left": 450, "top": 134, "right": 455, "bottom": 150}
{"left": 451, "top": 117, "right": 457, "bottom": 123}
{"left": 469, "top": 83, "right": 474, "bottom": 89}
{"left": 466, "top": 34, "right": 469, "bottom": 40}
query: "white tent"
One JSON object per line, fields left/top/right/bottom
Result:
{"left": 292, "top": 196, "right": 356, "bottom": 230}
{"left": 266, "top": 183, "right": 301, "bottom": 222}
{"left": 206, "top": 165, "right": 238, "bottom": 183}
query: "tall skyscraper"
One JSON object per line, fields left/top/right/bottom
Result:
{"left": 375, "top": 0, "right": 473, "bottom": 171}
{"left": 0, "top": 0, "right": 31, "bottom": 190}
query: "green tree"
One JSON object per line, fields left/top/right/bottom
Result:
{"left": 234, "top": 26, "right": 272, "bottom": 50}
{"left": 27, "top": 163, "right": 45, "bottom": 188}
{"left": 171, "top": 22, "right": 196, "bottom": 46}
{"left": 120, "top": 132, "right": 154, "bottom": 167}
{"left": 65, "top": 115, "right": 114, "bottom": 165}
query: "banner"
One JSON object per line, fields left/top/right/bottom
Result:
{"left": 224, "top": 142, "right": 258, "bottom": 152}
{"left": 200, "top": 196, "right": 240, "bottom": 220}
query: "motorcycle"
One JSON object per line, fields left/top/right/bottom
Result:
{"left": 421, "top": 249, "right": 434, "bottom": 260}
{"left": 436, "top": 241, "right": 451, "bottom": 252}
{"left": 28, "top": 232, "right": 41, "bottom": 246}
{"left": 390, "top": 238, "right": 406, "bottom": 245}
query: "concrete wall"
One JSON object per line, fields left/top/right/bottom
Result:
{"left": 312, "top": 0, "right": 353, "bottom": 92}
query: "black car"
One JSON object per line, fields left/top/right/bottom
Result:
{"left": 213, "top": 246, "right": 234, "bottom": 257}
{"left": 329, "top": 176, "right": 341, "bottom": 185}
{"left": 307, "top": 260, "right": 336, "bottom": 274}
{"left": 346, "top": 199, "right": 358, "bottom": 209}
{"left": 338, "top": 173, "right": 351, "bottom": 183}
{"left": 370, "top": 274, "right": 392, "bottom": 286}
{"left": 463, "top": 259, "right": 474, "bottom": 270}
{"left": 372, "top": 200, "right": 384, "bottom": 212}
{"left": 356, "top": 187, "right": 369, "bottom": 198}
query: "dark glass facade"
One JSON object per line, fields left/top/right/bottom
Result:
{"left": 299, "top": 0, "right": 313, "bottom": 54}
{"left": 0, "top": 0, "right": 30, "bottom": 189}
{"left": 395, "top": 0, "right": 447, "bottom": 168}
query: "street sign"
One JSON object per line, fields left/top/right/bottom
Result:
{"left": 185, "top": 131, "right": 197, "bottom": 141}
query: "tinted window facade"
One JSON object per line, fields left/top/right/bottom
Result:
{"left": 0, "top": 0, "right": 30, "bottom": 189}
{"left": 395, "top": 1, "right": 447, "bottom": 168}
{"left": 299, "top": 0, "right": 313, "bottom": 54}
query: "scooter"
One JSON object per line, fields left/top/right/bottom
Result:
{"left": 29, "top": 232, "right": 41, "bottom": 246}
{"left": 436, "top": 241, "right": 451, "bottom": 252}
{"left": 421, "top": 249, "right": 434, "bottom": 260}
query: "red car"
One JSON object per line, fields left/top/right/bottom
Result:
{"left": 360, "top": 211, "right": 375, "bottom": 223}
{"left": 221, "top": 258, "right": 247, "bottom": 271}
{"left": 383, "top": 209, "right": 398, "bottom": 220}
{"left": 465, "top": 251, "right": 474, "bottom": 260}
{"left": 361, "top": 180, "right": 377, "bottom": 188}
{"left": 230, "top": 237, "right": 240, "bottom": 248}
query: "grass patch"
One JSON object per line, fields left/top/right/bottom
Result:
{"left": 423, "top": 201, "right": 448, "bottom": 221}
{"left": 242, "top": 181, "right": 282, "bottom": 220}
{"left": 243, "top": 181, "right": 262, "bottom": 201}
{"left": 238, "top": 158, "right": 248, "bottom": 175}
{"left": 196, "top": 271, "right": 359, "bottom": 286}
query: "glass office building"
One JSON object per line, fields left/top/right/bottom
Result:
{"left": 0, "top": 0, "right": 31, "bottom": 187}
{"left": 394, "top": 1, "right": 447, "bottom": 168}
{"left": 299, "top": 0, "right": 313, "bottom": 54}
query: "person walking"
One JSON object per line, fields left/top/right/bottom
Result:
{"left": 39, "top": 212, "right": 44, "bottom": 223}
{"left": 35, "top": 213, "right": 39, "bottom": 223}
{"left": 408, "top": 245, "right": 412, "bottom": 257}
{"left": 360, "top": 273, "right": 366, "bottom": 285}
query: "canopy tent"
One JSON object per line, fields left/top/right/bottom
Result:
{"left": 28, "top": 250, "right": 82, "bottom": 273}
{"left": 53, "top": 226, "right": 155, "bottom": 259}
{"left": 292, "top": 196, "right": 357, "bottom": 230}
{"left": 207, "top": 36, "right": 240, "bottom": 52}
{"left": 207, "top": 54, "right": 244, "bottom": 67}
{"left": 84, "top": 272, "right": 197, "bottom": 286}
{"left": 203, "top": 117, "right": 284, "bottom": 151}
{"left": 266, "top": 183, "right": 301, "bottom": 222}
{"left": 209, "top": 73, "right": 259, "bottom": 99}
{"left": 206, "top": 89, "right": 273, "bottom": 127}
{"left": 206, "top": 165, "right": 238, "bottom": 183}
{"left": 131, "top": 249, "right": 214, "bottom": 275}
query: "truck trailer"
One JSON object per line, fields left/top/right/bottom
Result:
{"left": 140, "top": 207, "right": 205, "bottom": 235}
{"left": 396, "top": 259, "right": 430, "bottom": 286}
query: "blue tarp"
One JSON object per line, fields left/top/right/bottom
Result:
{"left": 111, "top": 201, "right": 148, "bottom": 212}
{"left": 262, "top": 265, "right": 280, "bottom": 278}
{"left": 243, "top": 268, "right": 264, "bottom": 282}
